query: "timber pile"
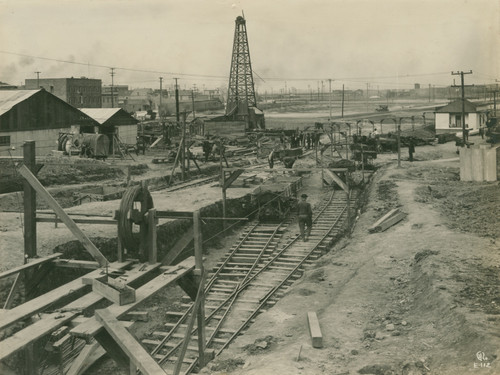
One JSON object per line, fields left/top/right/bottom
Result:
{"left": 368, "top": 208, "right": 406, "bottom": 233}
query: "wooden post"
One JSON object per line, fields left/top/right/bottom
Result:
{"left": 148, "top": 209, "right": 157, "bottom": 264}
{"left": 23, "top": 141, "right": 36, "bottom": 259}
{"left": 116, "top": 210, "right": 124, "bottom": 262}
{"left": 361, "top": 145, "right": 365, "bottom": 183}
{"left": 397, "top": 124, "right": 401, "bottom": 168}
{"left": 221, "top": 171, "right": 227, "bottom": 232}
{"left": 139, "top": 181, "right": 148, "bottom": 262}
{"left": 193, "top": 210, "right": 206, "bottom": 367}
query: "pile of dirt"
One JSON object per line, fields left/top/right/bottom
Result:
{"left": 415, "top": 181, "right": 500, "bottom": 238}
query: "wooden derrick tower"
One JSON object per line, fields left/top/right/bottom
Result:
{"left": 225, "top": 15, "right": 265, "bottom": 130}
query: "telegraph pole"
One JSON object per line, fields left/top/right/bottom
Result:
{"left": 174, "top": 78, "right": 180, "bottom": 123}
{"left": 159, "top": 77, "right": 163, "bottom": 121}
{"left": 110, "top": 68, "right": 115, "bottom": 108}
{"left": 328, "top": 79, "right": 333, "bottom": 119}
{"left": 451, "top": 70, "right": 473, "bottom": 145}
{"left": 35, "top": 71, "right": 41, "bottom": 88}
{"left": 341, "top": 84, "right": 345, "bottom": 118}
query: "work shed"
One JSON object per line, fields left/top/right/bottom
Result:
{"left": 434, "top": 99, "right": 486, "bottom": 134}
{"left": 79, "top": 108, "right": 139, "bottom": 145}
{"left": 0, "top": 89, "right": 97, "bottom": 156}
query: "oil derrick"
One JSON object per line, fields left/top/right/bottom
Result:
{"left": 225, "top": 15, "right": 265, "bottom": 130}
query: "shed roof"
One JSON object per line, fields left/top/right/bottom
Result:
{"left": 0, "top": 90, "right": 40, "bottom": 116}
{"left": 435, "top": 99, "right": 478, "bottom": 114}
{"left": 79, "top": 108, "right": 122, "bottom": 125}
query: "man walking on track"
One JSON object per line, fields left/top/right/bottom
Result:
{"left": 297, "top": 193, "right": 313, "bottom": 242}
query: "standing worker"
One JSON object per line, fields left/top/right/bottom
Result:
{"left": 297, "top": 193, "right": 313, "bottom": 242}
{"left": 408, "top": 138, "right": 415, "bottom": 162}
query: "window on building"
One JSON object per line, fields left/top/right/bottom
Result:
{"left": 0, "top": 136, "right": 11, "bottom": 146}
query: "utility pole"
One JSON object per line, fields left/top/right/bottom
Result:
{"left": 451, "top": 70, "right": 473, "bottom": 145}
{"left": 159, "top": 77, "right": 163, "bottom": 122}
{"left": 174, "top": 78, "right": 180, "bottom": 124}
{"left": 328, "top": 79, "right": 333, "bottom": 120}
{"left": 110, "top": 68, "right": 115, "bottom": 108}
{"left": 35, "top": 71, "right": 41, "bottom": 88}
{"left": 341, "top": 84, "right": 345, "bottom": 118}
{"left": 191, "top": 90, "right": 196, "bottom": 120}
{"left": 428, "top": 83, "right": 431, "bottom": 102}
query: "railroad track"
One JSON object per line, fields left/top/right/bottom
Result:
{"left": 141, "top": 189, "right": 354, "bottom": 374}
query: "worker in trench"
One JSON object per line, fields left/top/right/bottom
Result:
{"left": 297, "top": 193, "right": 313, "bottom": 242}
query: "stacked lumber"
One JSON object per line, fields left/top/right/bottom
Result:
{"left": 368, "top": 208, "right": 406, "bottom": 233}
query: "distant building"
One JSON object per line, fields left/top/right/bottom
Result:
{"left": 124, "top": 88, "right": 153, "bottom": 113}
{"left": 434, "top": 99, "right": 487, "bottom": 134}
{"left": 0, "top": 81, "right": 18, "bottom": 90}
{"left": 102, "top": 85, "right": 129, "bottom": 108}
{"left": 0, "top": 89, "right": 97, "bottom": 156}
{"left": 25, "top": 77, "right": 102, "bottom": 108}
{"left": 79, "top": 108, "right": 139, "bottom": 146}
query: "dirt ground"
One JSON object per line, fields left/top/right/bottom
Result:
{"left": 204, "top": 137, "right": 500, "bottom": 375}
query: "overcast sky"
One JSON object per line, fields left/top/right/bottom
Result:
{"left": 0, "top": 0, "right": 498, "bottom": 92}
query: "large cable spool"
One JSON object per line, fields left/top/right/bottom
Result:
{"left": 117, "top": 185, "right": 154, "bottom": 253}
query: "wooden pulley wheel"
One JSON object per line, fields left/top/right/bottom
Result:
{"left": 117, "top": 185, "right": 154, "bottom": 253}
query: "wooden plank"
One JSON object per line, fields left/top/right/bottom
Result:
{"left": 94, "top": 330, "right": 130, "bottom": 371}
{"left": 0, "top": 261, "right": 142, "bottom": 331}
{"left": 91, "top": 279, "right": 136, "bottom": 306}
{"left": 0, "top": 253, "right": 62, "bottom": 280}
{"left": 3, "top": 272, "right": 22, "bottom": 309}
{"left": 71, "top": 257, "right": 195, "bottom": 339}
{"left": 95, "top": 308, "right": 166, "bottom": 375}
{"left": 17, "top": 164, "right": 108, "bottom": 267}
{"left": 66, "top": 341, "right": 101, "bottom": 375}
{"left": 122, "top": 311, "right": 149, "bottom": 322}
{"left": 0, "top": 312, "right": 76, "bottom": 360}
{"left": 324, "top": 169, "right": 349, "bottom": 193}
{"left": 36, "top": 217, "right": 117, "bottom": 225}
{"left": 307, "top": 311, "right": 323, "bottom": 348}
{"left": 161, "top": 226, "right": 193, "bottom": 265}
{"left": 222, "top": 169, "right": 244, "bottom": 190}
{"left": 368, "top": 208, "right": 399, "bottom": 233}
{"left": 54, "top": 259, "right": 100, "bottom": 269}
{"left": 376, "top": 211, "right": 406, "bottom": 232}
{"left": 0, "top": 263, "right": 155, "bottom": 360}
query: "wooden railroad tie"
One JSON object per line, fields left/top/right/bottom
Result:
{"left": 307, "top": 311, "right": 323, "bottom": 348}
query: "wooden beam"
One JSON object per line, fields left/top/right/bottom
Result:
{"left": 17, "top": 164, "right": 108, "bottom": 267}
{"left": 23, "top": 141, "right": 36, "bottom": 259}
{"left": 0, "top": 253, "right": 61, "bottom": 280}
{"left": 375, "top": 211, "right": 406, "bottom": 232}
{"left": 0, "top": 312, "right": 76, "bottom": 360}
{"left": 307, "top": 311, "right": 323, "bottom": 348}
{"left": 94, "top": 330, "right": 130, "bottom": 371}
{"left": 3, "top": 272, "right": 22, "bottom": 309}
{"left": 91, "top": 278, "right": 135, "bottom": 306}
{"left": 161, "top": 226, "right": 193, "bottom": 266}
{"left": 368, "top": 208, "right": 399, "bottom": 233}
{"left": 95, "top": 308, "right": 166, "bottom": 375}
{"left": 36, "top": 217, "right": 117, "bottom": 225}
{"left": 324, "top": 169, "right": 349, "bottom": 193}
{"left": 66, "top": 341, "right": 101, "bottom": 375}
{"left": 222, "top": 169, "right": 244, "bottom": 190}
{"left": 156, "top": 210, "right": 194, "bottom": 219}
{"left": 54, "top": 259, "right": 100, "bottom": 270}
{"left": 148, "top": 209, "right": 157, "bottom": 264}
{"left": 0, "top": 263, "right": 154, "bottom": 362}
{"left": 0, "top": 260, "right": 138, "bottom": 331}
{"left": 71, "top": 257, "right": 195, "bottom": 339}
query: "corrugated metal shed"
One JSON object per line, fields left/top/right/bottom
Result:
{"left": 0, "top": 90, "right": 40, "bottom": 116}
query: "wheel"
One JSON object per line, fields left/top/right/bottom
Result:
{"left": 117, "top": 185, "right": 154, "bottom": 256}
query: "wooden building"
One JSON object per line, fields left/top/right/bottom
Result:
{"left": 79, "top": 108, "right": 139, "bottom": 146}
{"left": 434, "top": 99, "right": 487, "bottom": 134}
{"left": 0, "top": 89, "right": 97, "bottom": 156}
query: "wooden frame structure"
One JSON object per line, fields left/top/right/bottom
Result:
{"left": 0, "top": 141, "right": 208, "bottom": 375}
